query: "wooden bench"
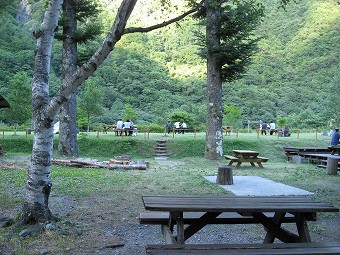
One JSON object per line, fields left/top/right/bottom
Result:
{"left": 139, "top": 211, "right": 297, "bottom": 225}
{"left": 146, "top": 242, "right": 340, "bottom": 255}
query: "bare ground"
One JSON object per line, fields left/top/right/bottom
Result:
{"left": 0, "top": 157, "right": 339, "bottom": 255}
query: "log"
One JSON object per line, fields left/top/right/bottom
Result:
{"left": 108, "top": 164, "right": 146, "bottom": 170}
{"left": 216, "top": 165, "right": 233, "bottom": 185}
{"left": 326, "top": 156, "right": 338, "bottom": 175}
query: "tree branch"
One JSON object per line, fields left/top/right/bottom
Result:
{"left": 123, "top": 1, "right": 204, "bottom": 34}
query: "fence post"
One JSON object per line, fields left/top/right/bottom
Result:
{"left": 194, "top": 128, "right": 196, "bottom": 139}
{"left": 236, "top": 128, "right": 238, "bottom": 138}
{"left": 316, "top": 129, "right": 318, "bottom": 139}
{"left": 297, "top": 129, "right": 300, "bottom": 139}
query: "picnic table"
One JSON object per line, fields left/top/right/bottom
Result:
{"left": 141, "top": 195, "right": 339, "bottom": 245}
{"left": 224, "top": 150, "right": 268, "bottom": 168}
{"left": 328, "top": 145, "right": 340, "bottom": 155}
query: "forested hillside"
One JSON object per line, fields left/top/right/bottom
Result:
{"left": 0, "top": 0, "right": 339, "bottom": 129}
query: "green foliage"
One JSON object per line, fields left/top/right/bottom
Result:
{"left": 223, "top": 104, "right": 242, "bottom": 128}
{"left": 78, "top": 79, "right": 104, "bottom": 130}
{"left": 277, "top": 116, "right": 288, "bottom": 128}
{"left": 168, "top": 110, "right": 193, "bottom": 126}
{"left": 0, "top": 0, "right": 338, "bottom": 131}
{"left": 122, "top": 103, "right": 137, "bottom": 122}
{"left": 2, "top": 72, "right": 32, "bottom": 125}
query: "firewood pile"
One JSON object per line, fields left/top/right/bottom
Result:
{"left": 51, "top": 157, "right": 148, "bottom": 170}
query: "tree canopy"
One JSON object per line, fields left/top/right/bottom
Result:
{"left": 0, "top": 0, "right": 339, "bottom": 129}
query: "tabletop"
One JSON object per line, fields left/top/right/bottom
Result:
{"left": 233, "top": 150, "right": 259, "bottom": 157}
{"left": 142, "top": 195, "right": 338, "bottom": 213}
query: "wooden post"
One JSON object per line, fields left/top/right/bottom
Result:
{"left": 194, "top": 128, "right": 196, "bottom": 139}
{"left": 326, "top": 156, "right": 338, "bottom": 175}
{"left": 297, "top": 129, "right": 300, "bottom": 139}
{"left": 315, "top": 129, "right": 318, "bottom": 139}
{"left": 216, "top": 166, "right": 233, "bottom": 185}
{"left": 96, "top": 130, "right": 99, "bottom": 138}
{"left": 236, "top": 128, "right": 238, "bottom": 138}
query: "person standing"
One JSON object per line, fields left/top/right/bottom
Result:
{"left": 166, "top": 120, "right": 172, "bottom": 134}
{"left": 330, "top": 128, "right": 340, "bottom": 146}
{"left": 261, "top": 121, "right": 268, "bottom": 135}
{"left": 269, "top": 121, "right": 276, "bottom": 135}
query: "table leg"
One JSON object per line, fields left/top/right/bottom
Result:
{"left": 236, "top": 162, "right": 242, "bottom": 168}
{"left": 252, "top": 212, "right": 300, "bottom": 243}
{"left": 170, "top": 212, "right": 185, "bottom": 244}
{"left": 294, "top": 213, "right": 311, "bottom": 242}
{"left": 257, "top": 162, "right": 264, "bottom": 168}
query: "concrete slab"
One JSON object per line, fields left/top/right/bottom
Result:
{"left": 204, "top": 176, "right": 314, "bottom": 196}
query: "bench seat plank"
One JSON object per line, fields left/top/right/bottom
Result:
{"left": 139, "top": 212, "right": 297, "bottom": 225}
{"left": 224, "top": 155, "right": 239, "bottom": 160}
{"left": 146, "top": 242, "right": 340, "bottom": 255}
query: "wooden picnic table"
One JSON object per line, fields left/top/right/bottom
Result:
{"left": 328, "top": 145, "right": 340, "bottom": 155}
{"left": 142, "top": 195, "right": 339, "bottom": 245}
{"left": 224, "top": 150, "right": 268, "bottom": 168}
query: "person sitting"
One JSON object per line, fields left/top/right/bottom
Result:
{"left": 283, "top": 126, "right": 291, "bottom": 137}
{"left": 115, "top": 118, "right": 124, "bottom": 136}
{"left": 181, "top": 122, "right": 187, "bottom": 134}
{"left": 123, "top": 119, "right": 132, "bottom": 136}
{"left": 174, "top": 121, "right": 180, "bottom": 134}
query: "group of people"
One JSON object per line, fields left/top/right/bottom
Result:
{"left": 260, "top": 121, "right": 291, "bottom": 137}
{"left": 260, "top": 121, "right": 277, "bottom": 135}
{"left": 115, "top": 118, "right": 136, "bottom": 136}
{"left": 167, "top": 120, "right": 187, "bottom": 134}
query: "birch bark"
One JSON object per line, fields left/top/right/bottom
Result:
{"left": 23, "top": 0, "right": 137, "bottom": 223}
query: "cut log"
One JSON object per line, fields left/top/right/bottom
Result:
{"left": 108, "top": 164, "right": 146, "bottom": 170}
{"left": 216, "top": 165, "right": 233, "bottom": 185}
{"left": 326, "top": 156, "right": 338, "bottom": 175}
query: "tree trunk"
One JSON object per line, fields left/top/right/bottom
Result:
{"left": 23, "top": 0, "right": 63, "bottom": 224}
{"left": 58, "top": 0, "right": 78, "bottom": 158}
{"left": 24, "top": 0, "right": 137, "bottom": 224}
{"left": 205, "top": 1, "right": 223, "bottom": 160}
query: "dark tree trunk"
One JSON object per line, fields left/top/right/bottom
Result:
{"left": 205, "top": 0, "right": 224, "bottom": 160}
{"left": 58, "top": 0, "right": 78, "bottom": 157}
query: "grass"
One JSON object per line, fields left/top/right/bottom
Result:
{"left": 0, "top": 132, "right": 339, "bottom": 254}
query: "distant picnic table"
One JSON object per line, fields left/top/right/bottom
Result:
{"left": 224, "top": 150, "right": 268, "bottom": 168}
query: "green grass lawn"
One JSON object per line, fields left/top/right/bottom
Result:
{"left": 0, "top": 131, "right": 339, "bottom": 254}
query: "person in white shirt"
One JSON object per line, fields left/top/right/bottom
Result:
{"left": 115, "top": 118, "right": 124, "bottom": 136}
{"left": 269, "top": 121, "right": 276, "bottom": 135}
{"left": 181, "top": 122, "right": 187, "bottom": 134}
{"left": 174, "top": 121, "right": 180, "bottom": 134}
{"left": 123, "top": 119, "right": 132, "bottom": 136}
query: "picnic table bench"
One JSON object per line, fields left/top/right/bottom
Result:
{"left": 224, "top": 150, "right": 268, "bottom": 168}
{"left": 146, "top": 242, "right": 340, "bottom": 255}
{"left": 142, "top": 195, "right": 338, "bottom": 245}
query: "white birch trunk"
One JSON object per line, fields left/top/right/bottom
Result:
{"left": 23, "top": 0, "right": 137, "bottom": 223}
{"left": 23, "top": 0, "right": 63, "bottom": 223}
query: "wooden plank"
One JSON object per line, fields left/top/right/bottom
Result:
{"left": 146, "top": 242, "right": 340, "bottom": 255}
{"left": 142, "top": 196, "right": 339, "bottom": 213}
{"left": 139, "top": 212, "right": 297, "bottom": 225}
